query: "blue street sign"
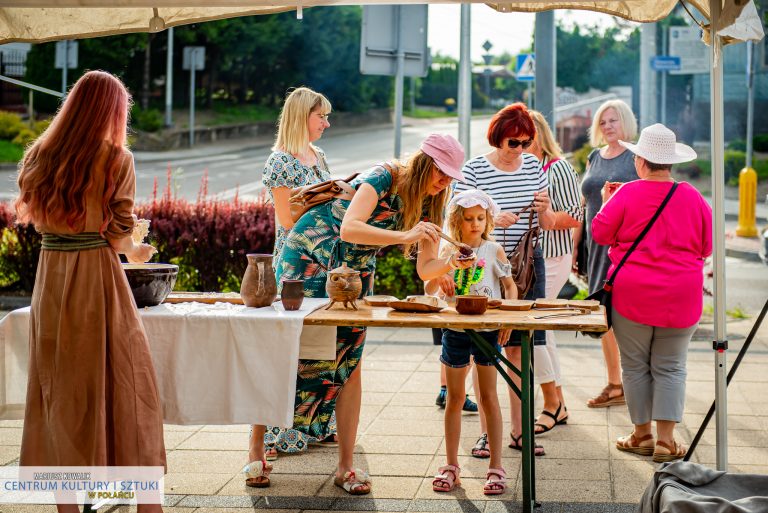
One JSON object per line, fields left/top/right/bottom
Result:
{"left": 516, "top": 53, "right": 535, "bottom": 82}
{"left": 651, "top": 56, "right": 682, "bottom": 72}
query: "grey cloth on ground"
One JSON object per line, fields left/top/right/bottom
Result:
{"left": 638, "top": 461, "right": 768, "bottom": 513}
{"left": 581, "top": 149, "right": 636, "bottom": 294}
{"left": 612, "top": 308, "right": 695, "bottom": 424}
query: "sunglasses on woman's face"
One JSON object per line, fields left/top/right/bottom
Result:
{"left": 507, "top": 138, "right": 533, "bottom": 149}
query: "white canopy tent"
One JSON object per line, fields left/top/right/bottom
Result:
{"left": 0, "top": 0, "right": 764, "bottom": 472}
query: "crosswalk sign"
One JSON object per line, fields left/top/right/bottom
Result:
{"left": 516, "top": 53, "right": 535, "bottom": 82}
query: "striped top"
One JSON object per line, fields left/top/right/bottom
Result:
{"left": 456, "top": 153, "right": 547, "bottom": 255}
{"left": 541, "top": 157, "right": 583, "bottom": 258}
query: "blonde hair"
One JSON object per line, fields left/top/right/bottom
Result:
{"left": 529, "top": 110, "right": 563, "bottom": 160}
{"left": 446, "top": 202, "right": 495, "bottom": 244}
{"left": 588, "top": 99, "right": 637, "bottom": 148}
{"left": 273, "top": 87, "right": 332, "bottom": 155}
{"left": 392, "top": 151, "right": 450, "bottom": 257}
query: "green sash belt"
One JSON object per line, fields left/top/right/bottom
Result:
{"left": 41, "top": 232, "right": 109, "bottom": 251}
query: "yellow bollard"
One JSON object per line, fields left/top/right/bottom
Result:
{"left": 736, "top": 166, "right": 758, "bottom": 237}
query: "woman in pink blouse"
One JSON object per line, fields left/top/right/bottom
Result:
{"left": 591, "top": 124, "right": 712, "bottom": 463}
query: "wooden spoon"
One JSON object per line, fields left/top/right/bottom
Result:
{"left": 437, "top": 231, "right": 474, "bottom": 257}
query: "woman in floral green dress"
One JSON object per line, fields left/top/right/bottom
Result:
{"left": 244, "top": 134, "right": 471, "bottom": 495}
{"left": 257, "top": 87, "right": 336, "bottom": 462}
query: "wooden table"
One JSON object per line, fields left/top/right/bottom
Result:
{"left": 305, "top": 303, "right": 608, "bottom": 513}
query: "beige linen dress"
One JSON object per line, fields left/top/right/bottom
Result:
{"left": 19, "top": 147, "right": 166, "bottom": 468}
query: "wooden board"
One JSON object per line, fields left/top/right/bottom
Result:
{"left": 498, "top": 299, "right": 534, "bottom": 311}
{"left": 305, "top": 302, "right": 608, "bottom": 332}
{"left": 534, "top": 298, "right": 569, "bottom": 309}
{"left": 567, "top": 299, "right": 601, "bottom": 311}
{"left": 164, "top": 292, "right": 244, "bottom": 305}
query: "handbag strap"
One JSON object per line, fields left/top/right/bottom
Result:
{"left": 542, "top": 157, "right": 561, "bottom": 173}
{"left": 501, "top": 201, "right": 536, "bottom": 253}
{"left": 604, "top": 182, "right": 679, "bottom": 288}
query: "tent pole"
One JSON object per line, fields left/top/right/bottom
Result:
{"left": 710, "top": 0, "right": 728, "bottom": 471}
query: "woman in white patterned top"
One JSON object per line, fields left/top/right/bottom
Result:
{"left": 262, "top": 87, "right": 332, "bottom": 259}
{"left": 455, "top": 103, "right": 555, "bottom": 456}
{"left": 528, "top": 110, "right": 583, "bottom": 435}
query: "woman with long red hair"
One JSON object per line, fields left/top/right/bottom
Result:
{"left": 16, "top": 70, "right": 165, "bottom": 513}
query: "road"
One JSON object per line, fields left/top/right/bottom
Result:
{"left": 132, "top": 116, "right": 496, "bottom": 201}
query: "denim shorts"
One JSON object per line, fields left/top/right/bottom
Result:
{"left": 507, "top": 246, "right": 546, "bottom": 347}
{"left": 440, "top": 329, "right": 501, "bottom": 368}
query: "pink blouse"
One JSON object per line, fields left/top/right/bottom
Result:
{"left": 591, "top": 180, "right": 712, "bottom": 329}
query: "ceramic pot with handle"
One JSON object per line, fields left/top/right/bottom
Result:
{"left": 325, "top": 262, "right": 362, "bottom": 310}
{"left": 240, "top": 253, "right": 278, "bottom": 308}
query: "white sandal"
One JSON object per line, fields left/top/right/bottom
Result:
{"left": 243, "top": 459, "right": 272, "bottom": 488}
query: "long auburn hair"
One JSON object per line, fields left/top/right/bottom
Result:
{"left": 394, "top": 150, "right": 449, "bottom": 257}
{"left": 16, "top": 70, "right": 130, "bottom": 235}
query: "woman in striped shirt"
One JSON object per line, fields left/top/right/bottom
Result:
{"left": 456, "top": 103, "right": 555, "bottom": 456}
{"left": 528, "top": 110, "right": 583, "bottom": 434}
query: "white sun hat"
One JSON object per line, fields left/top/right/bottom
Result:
{"left": 448, "top": 189, "right": 500, "bottom": 217}
{"left": 619, "top": 123, "right": 697, "bottom": 165}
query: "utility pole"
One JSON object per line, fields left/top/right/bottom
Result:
{"left": 534, "top": 11, "right": 556, "bottom": 130}
{"left": 393, "top": 5, "right": 405, "bottom": 158}
{"left": 640, "top": 23, "right": 658, "bottom": 127}
{"left": 458, "top": 3, "right": 471, "bottom": 159}
{"left": 165, "top": 27, "right": 174, "bottom": 128}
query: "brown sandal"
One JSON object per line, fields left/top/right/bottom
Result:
{"left": 587, "top": 383, "right": 625, "bottom": 408}
{"left": 616, "top": 432, "right": 655, "bottom": 455}
{"left": 653, "top": 440, "right": 687, "bottom": 463}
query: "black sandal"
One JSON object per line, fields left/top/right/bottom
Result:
{"left": 509, "top": 434, "right": 545, "bottom": 457}
{"left": 471, "top": 433, "right": 490, "bottom": 458}
{"left": 534, "top": 402, "right": 567, "bottom": 435}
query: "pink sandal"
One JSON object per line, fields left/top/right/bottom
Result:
{"left": 483, "top": 468, "right": 507, "bottom": 495}
{"left": 432, "top": 464, "right": 461, "bottom": 492}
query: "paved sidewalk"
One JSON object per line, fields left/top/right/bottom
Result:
{"left": 1, "top": 317, "right": 767, "bottom": 513}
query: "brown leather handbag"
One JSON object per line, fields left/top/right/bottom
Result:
{"left": 288, "top": 173, "right": 358, "bottom": 223}
{"left": 503, "top": 204, "right": 539, "bottom": 298}
{"left": 288, "top": 162, "right": 399, "bottom": 224}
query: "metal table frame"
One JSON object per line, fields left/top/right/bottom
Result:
{"left": 304, "top": 303, "right": 608, "bottom": 513}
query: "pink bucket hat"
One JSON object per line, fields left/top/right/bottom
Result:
{"left": 420, "top": 133, "right": 465, "bottom": 182}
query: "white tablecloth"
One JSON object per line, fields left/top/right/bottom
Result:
{"left": 0, "top": 298, "right": 335, "bottom": 427}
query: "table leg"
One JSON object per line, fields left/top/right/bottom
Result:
{"left": 463, "top": 329, "right": 538, "bottom": 511}
{"left": 521, "top": 330, "right": 536, "bottom": 512}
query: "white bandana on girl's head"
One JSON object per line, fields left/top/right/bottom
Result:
{"left": 448, "top": 189, "right": 500, "bottom": 217}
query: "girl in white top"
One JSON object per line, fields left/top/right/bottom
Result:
{"left": 425, "top": 189, "right": 516, "bottom": 496}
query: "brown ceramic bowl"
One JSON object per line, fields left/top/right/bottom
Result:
{"left": 455, "top": 295, "right": 488, "bottom": 315}
{"left": 123, "top": 263, "right": 178, "bottom": 308}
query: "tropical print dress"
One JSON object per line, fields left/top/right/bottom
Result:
{"left": 275, "top": 165, "right": 400, "bottom": 440}
{"left": 261, "top": 147, "right": 334, "bottom": 453}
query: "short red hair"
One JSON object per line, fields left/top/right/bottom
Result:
{"left": 486, "top": 103, "right": 536, "bottom": 148}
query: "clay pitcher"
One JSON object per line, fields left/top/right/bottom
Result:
{"left": 240, "top": 253, "right": 277, "bottom": 308}
{"left": 325, "top": 262, "right": 362, "bottom": 310}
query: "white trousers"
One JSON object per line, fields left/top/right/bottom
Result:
{"left": 534, "top": 253, "right": 572, "bottom": 385}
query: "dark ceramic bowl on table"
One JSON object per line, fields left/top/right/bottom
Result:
{"left": 122, "top": 263, "right": 179, "bottom": 307}
{"left": 455, "top": 295, "right": 488, "bottom": 315}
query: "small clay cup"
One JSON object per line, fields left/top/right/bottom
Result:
{"left": 455, "top": 295, "right": 488, "bottom": 315}
{"left": 281, "top": 279, "right": 305, "bottom": 311}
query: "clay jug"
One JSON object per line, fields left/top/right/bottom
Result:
{"left": 325, "top": 262, "right": 362, "bottom": 310}
{"left": 240, "top": 254, "right": 277, "bottom": 308}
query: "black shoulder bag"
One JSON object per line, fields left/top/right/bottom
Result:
{"left": 582, "top": 182, "right": 679, "bottom": 338}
